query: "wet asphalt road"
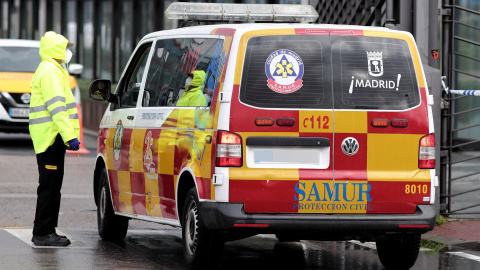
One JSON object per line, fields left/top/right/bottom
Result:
{"left": 2, "top": 132, "right": 480, "bottom": 269}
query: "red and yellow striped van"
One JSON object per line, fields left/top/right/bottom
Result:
{"left": 90, "top": 4, "right": 436, "bottom": 269}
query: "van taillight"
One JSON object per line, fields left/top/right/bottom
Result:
{"left": 419, "top": 134, "right": 435, "bottom": 169}
{"left": 391, "top": 119, "right": 408, "bottom": 128}
{"left": 255, "top": 117, "right": 274, "bottom": 126}
{"left": 276, "top": 118, "right": 295, "bottom": 126}
{"left": 371, "top": 119, "right": 389, "bottom": 127}
{"left": 216, "top": 130, "right": 242, "bottom": 167}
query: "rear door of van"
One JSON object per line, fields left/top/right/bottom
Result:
{"left": 329, "top": 29, "right": 433, "bottom": 215}
{"left": 229, "top": 29, "right": 335, "bottom": 214}
{"left": 229, "top": 27, "right": 433, "bottom": 216}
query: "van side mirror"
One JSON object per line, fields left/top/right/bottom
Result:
{"left": 89, "top": 79, "right": 112, "bottom": 102}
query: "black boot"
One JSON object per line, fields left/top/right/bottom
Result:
{"left": 32, "top": 233, "right": 71, "bottom": 246}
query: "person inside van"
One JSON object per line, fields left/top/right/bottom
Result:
{"left": 176, "top": 70, "right": 207, "bottom": 107}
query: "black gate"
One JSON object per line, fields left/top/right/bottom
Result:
{"left": 310, "top": 0, "right": 386, "bottom": 26}
{"left": 440, "top": 1, "right": 480, "bottom": 217}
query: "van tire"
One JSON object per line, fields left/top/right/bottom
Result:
{"left": 97, "top": 167, "right": 129, "bottom": 242}
{"left": 376, "top": 233, "right": 421, "bottom": 269}
{"left": 182, "top": 187, "right": 224, "bottom": 269}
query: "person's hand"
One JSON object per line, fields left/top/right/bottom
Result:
{"left": 68, "top": 138, "right": 80, "bottom": 151}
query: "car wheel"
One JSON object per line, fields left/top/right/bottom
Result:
{"left": 182, "top": 187, "right": 223, "bottom": 269}
{"left": 97, "top": 167, "right": 129, "bottom": 241}
{"left": 376, "top": 233, "right": 421, "bottom": 269}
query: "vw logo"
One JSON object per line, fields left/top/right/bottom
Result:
{"left": 341, "top": 137, "right": 359, "bottom": 156}
{"left": 20, "top": 93, "right": 31, "bottom": 104}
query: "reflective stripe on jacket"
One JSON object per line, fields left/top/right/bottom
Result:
{"left": 29, "top": 31, "right": 79, "bottom": 154}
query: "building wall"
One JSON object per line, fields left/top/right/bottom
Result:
{"left": 0, "top": 0, "right": 303, "bottom": 81}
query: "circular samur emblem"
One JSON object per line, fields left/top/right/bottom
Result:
{"left": 265, "top": 49, "right": 304, "bottom": 94}
{"left": 20, "top": 93, "right": 31, "bottom": 104}
{"left": 341, "top": 137, "right": 359, "bottom": 156}
{"left": 113, "top": 120, "right": 124, "bottom": 170}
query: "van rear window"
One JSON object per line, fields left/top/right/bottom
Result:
{"left": 240, "top": 34, "right": 420, "bottom": 111}
{"left": 332, "top": 36, "right": 420, "bottom": 110}
{"left": 240, "top": 35, "right": 332, "bottom": 109}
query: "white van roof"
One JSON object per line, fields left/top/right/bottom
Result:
{"left": 142, "top": 23, "right": 408, "bottom": 42}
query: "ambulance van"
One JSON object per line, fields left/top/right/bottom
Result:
{"left": 89, "top": 3, "right": 436, "bottom": 269}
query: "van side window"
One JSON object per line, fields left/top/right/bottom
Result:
{"left": 143, "top": 38, "right": 224, "bottom": 107}
{"left": 331, "top": 36, "right": 420, "bottom": 110}
{"left": 117, "top": 44, "right": 152, "bottom": 108}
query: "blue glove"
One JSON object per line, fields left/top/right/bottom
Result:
{"left": 68, "top": 138, "right": 80, "bottom": 151}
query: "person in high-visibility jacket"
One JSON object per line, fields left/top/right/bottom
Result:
{"left": 29, "top": 31, "right": 80, "bottom": 247}
{"left": 176, "top": 70, "right": 207, "bottom": 107}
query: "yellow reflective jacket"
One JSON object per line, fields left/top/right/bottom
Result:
{"left": 29, "top": 31, "right": 79, "bottom": 154}
{"left": 176, "top": 70, "right": 207, "bottom": 107}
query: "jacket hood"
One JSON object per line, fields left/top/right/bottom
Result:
{"left": 39, "top": 31, "right": 69, "bottom": 61}
{"left": 189, "top": 70, "right": 206, "bottom": 88}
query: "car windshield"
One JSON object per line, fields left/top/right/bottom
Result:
{"left": 0, "top": 46, "right": 41, "bottom": 72}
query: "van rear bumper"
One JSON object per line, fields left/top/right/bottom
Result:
{"left": 200, "top": 202, "right": 436, "bottom": 238}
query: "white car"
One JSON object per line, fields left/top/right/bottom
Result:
{"left": 0, "top": 39, "right": 83, "bottom": 133}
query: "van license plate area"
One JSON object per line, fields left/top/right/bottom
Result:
{"left": 246, "top": 146, "right": 330, "bottom": 169}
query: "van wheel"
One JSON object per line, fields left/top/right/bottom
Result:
{"left": 182, "top": 187, "right": 224, "bottom": 269}
{"left": 97, "top": 168, "right": 129, "bottom": 241}
{"left": 376, "top": 234, "right": 421, "bottom": 269}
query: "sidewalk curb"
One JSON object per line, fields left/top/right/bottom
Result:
{"left": 424, "top": 232, "right": 480, "bottom": 252}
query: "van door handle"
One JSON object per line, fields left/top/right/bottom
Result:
{"left": 127, "top": 115, "right": 134, "bottom": 120}
{"left": 205, "top": 135, "right": 212, "bottom": 144}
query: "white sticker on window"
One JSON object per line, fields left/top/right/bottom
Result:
{"left": 265, "top": 49, "right": 304, "bottom": 94}
{"left": 367, "top": 51, "right": 384, "bottom": 77}
{"left": 348, "top": 51, "right": 402, "bottom": 94}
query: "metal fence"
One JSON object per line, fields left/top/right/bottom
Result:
{"left": 310, "top": 0, "right": 386, "bottom": 26}
{"left": 441, "top": 2, "right": 480, "bottom": 217}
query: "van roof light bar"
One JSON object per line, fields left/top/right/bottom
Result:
{"left": 165, "top": 3, "right": 319, "bottom": 23}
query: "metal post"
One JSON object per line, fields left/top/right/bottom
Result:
{"left": 7, "top": 0, "right": 13, "bottom": 38}
{"left": 155, "top": 0, "right": 164, "bottom": 31}
{"left": 386, "top": 0, "right": 395, "bottom": 25}
{"left": 113, "top": 0, "right": 119, "bottom": 81}
{"left": 385, "top": 0, "right": 412, "bottom": 32}
{"left": 46, "top": 0, "right": 53, "bottom": 31}
{"left": 440, "top": 0, "right": 453, "bottom": 215}
{"left": 428, "top": 0, "right": 439, "bottom": 68}
{"left": 76, "top": 0, "right": 82, "bottom": 68}
{"left": 414, "top": 0, "right": 429, "bottom": 64}
{"left": 93, "top": 0, "right": 99, "bottom": 79}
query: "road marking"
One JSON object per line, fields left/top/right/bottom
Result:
{"left": 5, "top": 229, "right": 91, "bottom": 249}
{"left": 448, "top": 252, "right": 480, "bottom": 262}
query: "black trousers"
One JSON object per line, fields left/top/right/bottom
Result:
{"left": 33, "top": 134, "right": 66, "bottom": 236}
